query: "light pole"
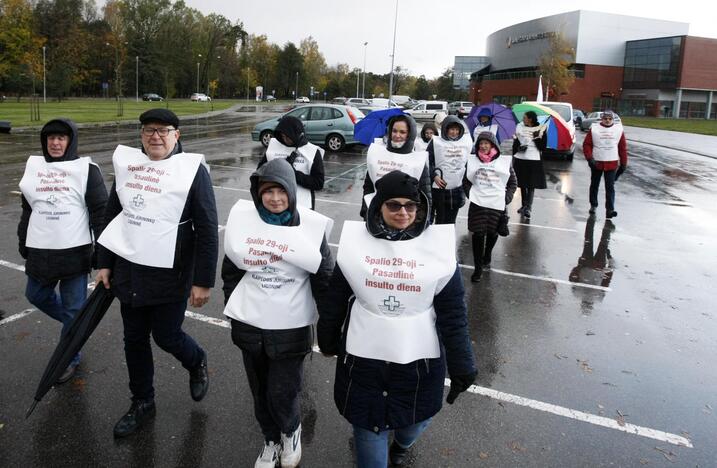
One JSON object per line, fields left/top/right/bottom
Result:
{"left": 42, "top": 46, "right": 46, "bottom": 103}
{"left": 362, "top": 41, "right": 368, "bottom": 99}
{"left": 196, "top": 54, "right": 202, "bottom": 94}
{"left": 295, "top": 71, "right": 299, "bottom": 99}
{"left": 388, "top": 0, "right": 399, "bottom": 102}
{"left": 356, "top": 69, "right": 360, "bottom": 98}
{"left": 135, "top": 55, "right": 139, "bottom": 102}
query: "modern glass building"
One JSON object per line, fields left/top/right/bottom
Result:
{"left": 453, "top": 56, "right": 490, "bottom": 90}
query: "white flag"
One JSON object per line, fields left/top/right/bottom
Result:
{"left": 537, "top": 75, "right": 544, "bottom": 102}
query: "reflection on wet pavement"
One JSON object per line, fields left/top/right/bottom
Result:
{"left": 569, "top": 217, "right": 615, "bottom": 289}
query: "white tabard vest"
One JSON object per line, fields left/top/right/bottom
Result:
{"left": 19, "top": 156, "right": 92, "bottom": 249}
{"left": 365, "top": 143, "right": 428, "bottom": 206}
{"left": 513, "top": 123, "right": 543, "bottom": 161}
{"left": 413, "top": 138, "right": 429, "bottom": 153}
{"left": 465, "top": 155, "right": 513, "bottom": 211}
{"left": 590, "top": 124, "right": 623, "bottom": 162}
{"left": 223, "top": 199, "right": 330, "bottom": 329}
{"left": 266, "top": 138, "right": 324, "bottom": 208}
{"left": 473, "top": 123, "right": 499, "bottom": 141}
{"left": 98, "top": 145, "right": 204, "bottom": 268}
{"left": 337, "top": 221, "right": 456, "bottom": 364}
{"left": 431, "top": 135, "right": 472, "bottom": 189}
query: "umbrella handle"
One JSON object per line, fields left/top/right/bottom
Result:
{"left": 26, "top": 400, "right": 39, "bottom": 419}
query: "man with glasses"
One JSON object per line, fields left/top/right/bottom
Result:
{"left": 96, "top": 109, "right": 218, "bottom": 438}
{"left": 582, "top": 110, "right": 627, "bottom": 218}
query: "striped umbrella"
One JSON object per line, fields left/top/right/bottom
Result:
{"left": 512, "top": 102, "right": 573, "bottom": 151}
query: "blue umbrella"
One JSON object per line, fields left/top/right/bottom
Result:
{"left": 466, "top": 103, "right": 517, "bottom": 144}
{"left": 353, "top": 108, "right": 406, "bottom": 145}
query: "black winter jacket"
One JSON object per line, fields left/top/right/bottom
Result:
{"left": 222, "top": 158, "right": 334, "bottom": 359}
{"left": 97, "top": 144, "right": 218, "bottom": 307}
{"left": 17, "top": 118, "right": 108, "bottom": 284}
{"left": 318, "top": 191, "right": 476, "bottom": 431}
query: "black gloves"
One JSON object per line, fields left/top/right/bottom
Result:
{"left": 286, "top": 151, "right": 299, "bottom": 166}
{"left": 616, "top": 165, "right": 626, "bottom": 180}
{"left": 587, "top": 159, "right": 597, "bottom": 170}
{"left": 19, "top": 245, "right": 28, "bottom": 259}
{"left": 446, "top": 371, "right": 477, "bottom": 404}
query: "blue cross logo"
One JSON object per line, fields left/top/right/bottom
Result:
{"left": 132, "top": 194, "right": 145, "bottom": 209}
{"left": 383, "top": 296, "right": 401, "bottom": 312}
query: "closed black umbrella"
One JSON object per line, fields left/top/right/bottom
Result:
{"left": 26, "top": 284, "right": 115, "bottom": 418}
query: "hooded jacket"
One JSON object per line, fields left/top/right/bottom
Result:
{"left": 317, "top": 169, "right": 476, "bottom": 431}
{"left": 17, "top": 118, "right": 108, "bottom": 284}
{"left": 361, "top": 115, "right": 432, "bottom": 218}
{"left": 222, "top": 158, "right": 334, "bottom": 356}
{"left": 426, "top": 116, "right": 470, "bottom": 219}
{"left": 257, "top": 116, "right": 325, "bottom": 209}
{"left": 427, "top": 115, "right": 468, "bottom": 175}
{"left": 97, "top": 141, "right": 218, "bottom": 307}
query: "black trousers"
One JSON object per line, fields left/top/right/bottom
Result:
{"left": 231, "top": 324, "right": 305, "bottom": 443}
{"left": 472, "top": 232, "right": 498, "bottom": 268}
{"left": 120, "top": 301, "right": 203, "bottom": 400}
{"left": 589, "top": 167, "right": 617, "bottom": 212}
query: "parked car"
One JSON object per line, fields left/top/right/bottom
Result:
{"left": 142, "top": 93, "right": 163, "bottom": 101}
{"left": 251, "top": 104, "right": 365, "bottom": 152}
{"left": 265, "top": 95, "right": 277, "bottom": 102}
{"left": 368, "top": 98, "right": 400, "bottom": 108}
{"left": 580, "top": 111, "right": 622, "bottom": 132}
{"left": 405, "top": 101, "right": 448, "bottom": 120}
{"left": 448, "top": 101, "right": 474, "bottom": 118}
{"left": 521, "top": 101, "right": 576, "bottom": 161}
{"left": 572, "top": 109, "right": 585, "bottom": 128}
{"left": 295, "top": 96, "right": 310, "bottom": 103}
{"left": 332, "top": 97, "right": 348, "bottom": 104}
{"left": 346, "top": 97, "right": 371, "bottom": 107}
{"left": 391, "top": 95, "right": 412, "bottom": 106}
{"left": 190, "top": 93, "right": 211, "bottom": 102}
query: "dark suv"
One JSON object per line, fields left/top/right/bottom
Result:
{"left": 142, "top": 93, "right": 163, "bottom": 101}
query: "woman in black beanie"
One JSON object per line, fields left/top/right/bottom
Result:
{"left": 318, "top": 170, "right": 477, "bottom": 468}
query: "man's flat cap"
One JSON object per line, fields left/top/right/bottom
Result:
{"left": 139, "top": 108, "right": 179, "bottom": 128}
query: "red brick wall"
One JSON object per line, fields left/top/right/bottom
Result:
{"left": 680, "top": 37, "right": 717, "bottom": 89}
{"left": 471, "top": 65, "right": 624, "bottom": 112}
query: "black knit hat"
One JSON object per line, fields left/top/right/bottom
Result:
{"left": 139, "top": 108, "right": 179, "bottom": 128}
{"left": 374, "top": 170, "right": 420, "bottom": 206}
{"left": 42, "top": 120, "right": 72, "bottom": 136}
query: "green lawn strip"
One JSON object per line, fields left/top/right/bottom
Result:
{"left": 0, "top": 99, "right": 243, "bottom": 127}
{"left": 622, "top": 117, "right": 717, "bottom": 136}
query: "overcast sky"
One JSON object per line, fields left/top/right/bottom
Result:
{"left": 175, "top": 1, "right": 716, "bottom": 78}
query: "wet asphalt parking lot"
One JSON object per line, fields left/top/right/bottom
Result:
{"left": 1, "top": 105, "right": 716, "bottom": 467}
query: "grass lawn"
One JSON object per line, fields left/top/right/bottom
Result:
{"left": 0, "top": 98, "right": 245, "bottom": 128}
{"left": 621, "top": 117, "right": 717, "bottom": 136}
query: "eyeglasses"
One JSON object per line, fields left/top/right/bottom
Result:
{"left": 141, "top": 127, "right": 176, "bottom": 137}
{"left": 384, "top": 200, "right": 418, "bottom": 213}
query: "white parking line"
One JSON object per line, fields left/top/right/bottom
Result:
{"left": 325, "top": 162, "right": 367, "bottom": 183}
{"left": 0, "top": 271, "right": 688, "bottom": 448}
{"left": 449, "top": 378, "right": 692, "bottom": 448}
{"left": 0, "top": 259, "right": 25, "bottom": 272}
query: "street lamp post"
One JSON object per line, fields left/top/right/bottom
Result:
{"left": 42, "top": 46, "right": 46, "bottom": 103}
{"left": 295, "top": 71, "right": 299, "bottom": 100}
{"left": 196, "top": 54, "right": 202, "bottom": 94}
{"left": 356, "top": 69, "right": 360, "bottom": 98}
{"left": 135, "top": 56, "right": 139, "bottom": 102}
{"left": 388, "top": 0, "right": 399, "bottom": 101}
{"left": 362, "top": 42, "right": 368, "bottom": 99}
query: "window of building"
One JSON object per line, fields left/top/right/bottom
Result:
{"left": 623, "top": 36, "right": 682, "bottom": 89}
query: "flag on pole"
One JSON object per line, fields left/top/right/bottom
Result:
{"left": 536, "top": 75, "right": 544, "bottom": 102}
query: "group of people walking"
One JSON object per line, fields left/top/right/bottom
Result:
{"left": 18, "top": 103, "right": 626, "bottom": 467}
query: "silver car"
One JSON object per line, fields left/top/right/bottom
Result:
{"left": 580, "top": 111, "right": 622, "bottom": 131}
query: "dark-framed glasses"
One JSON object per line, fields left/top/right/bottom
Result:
{"left": 141, "top": 126, "right": 176, "bottom": 137}
{"left": 384, "top": 200, "right": 418, "bottom": 213}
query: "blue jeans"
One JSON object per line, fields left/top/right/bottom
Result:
{"left": 353, "top": 419, "right": 432, "bottom": 468}
{"left": 25, "top": 274, "right": 87, "bottom": 366}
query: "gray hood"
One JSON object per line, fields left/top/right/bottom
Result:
{"left": 474, "top": 131, "right": 501, "bottom": 156}
{"left": 40, "top": 118, "right": 79, "bottom": 162}
{"left": 384, "top": 114, "right": 418, "bottom": 154}
{"left": 440, "top": 115, "right": 465, "bottom": 141}
{"left": 249, "top": 158, "right": 299, "bottom": 225}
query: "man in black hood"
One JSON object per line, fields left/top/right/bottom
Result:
{"left": 17, "top": 118, "right": 108, "bottom": 383}
{"left": 257, "top": 116, "right": 324, "bottom": 210}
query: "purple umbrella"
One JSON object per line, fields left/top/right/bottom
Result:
{"left": 466, "top": 103, "right": 517, "bottom": 144}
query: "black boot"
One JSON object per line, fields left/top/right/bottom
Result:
{"left": 471, "top": 233, "right": 485, "bottom": 281}
{"left": 189, "top": 350, "right": 209, "bottom": 402}
{"left": 113, "top": 398, "right": 156, "bottom": 438}
{"left": 482, "top": 234, "right": 498, "bottom": 269}
{"left": 523, "top": 189, "right": 534, "bottom": 219}
{"left": 389, "top": 440, "right": 410, "bottom": 466}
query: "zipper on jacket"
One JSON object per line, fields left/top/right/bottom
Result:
{"left": 412, "top": 361, "right": 421, "bottom": 424}
{"left": 342, "top": 355, "right": 355, "bottom": 415}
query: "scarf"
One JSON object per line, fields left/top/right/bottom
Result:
{"left": 478, "top": 147, "right": 498, "bottom": 163}
{"left": 258, "top": 205, "right": 292, "bottom": 226}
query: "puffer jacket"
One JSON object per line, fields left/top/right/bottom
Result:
{"left": 257, "top": 116, "right": 325, "bottom": 209}
{"left": 97, "top": 141, "right": 218, "bottom": 307}
{"left": 17, "top": 118, "right": 108, "bottom": 284}
{"left": 361, "top": 114, "right": 432, "bottom": 218}
{"left": 317, "top": 187, "right": 476, "bottom": 432}
{"left": 427, "top": 115, "right": 470, "bottom": 215}
{"left": 222, "top": 158, "right": 334, "bottom": 359}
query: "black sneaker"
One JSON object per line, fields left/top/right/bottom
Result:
{"left": 113, "top": 399, "right": 156, "bottom": 438}
{"left": 389, "top": 440, "right": 410, "bottom": 466}
{"left": 190, "top": 350, "right": 209, "bottom": 402}
{"left": 523, "top": 207, "right": 531, "bottom": 219}
{"left": 606, "top": 210, "right": 618, "bottom": 219}
{"left": 56, "top": 362, "right": 78, "bottom": 384}
{"left": 589, "top": 206, "right": 597, "bottom": 215}
{"left": 471, "top": 270, "right": 482, "bottom": 283}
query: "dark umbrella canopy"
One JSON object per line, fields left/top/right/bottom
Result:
{"left": 353, "top": 108, "right": 406, "bottom": 145}
{"left": 26, "top": 284, "right": 115, "bottom": 418}
{"left": 465, "top": 103, "right": 517, "bottom": 144}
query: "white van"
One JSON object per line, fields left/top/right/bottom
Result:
{"left": 521, "top": 101, "right": 575, "bottom": 161}
{"left": 405, "top": 101, "right": 448, "bottom": 120}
